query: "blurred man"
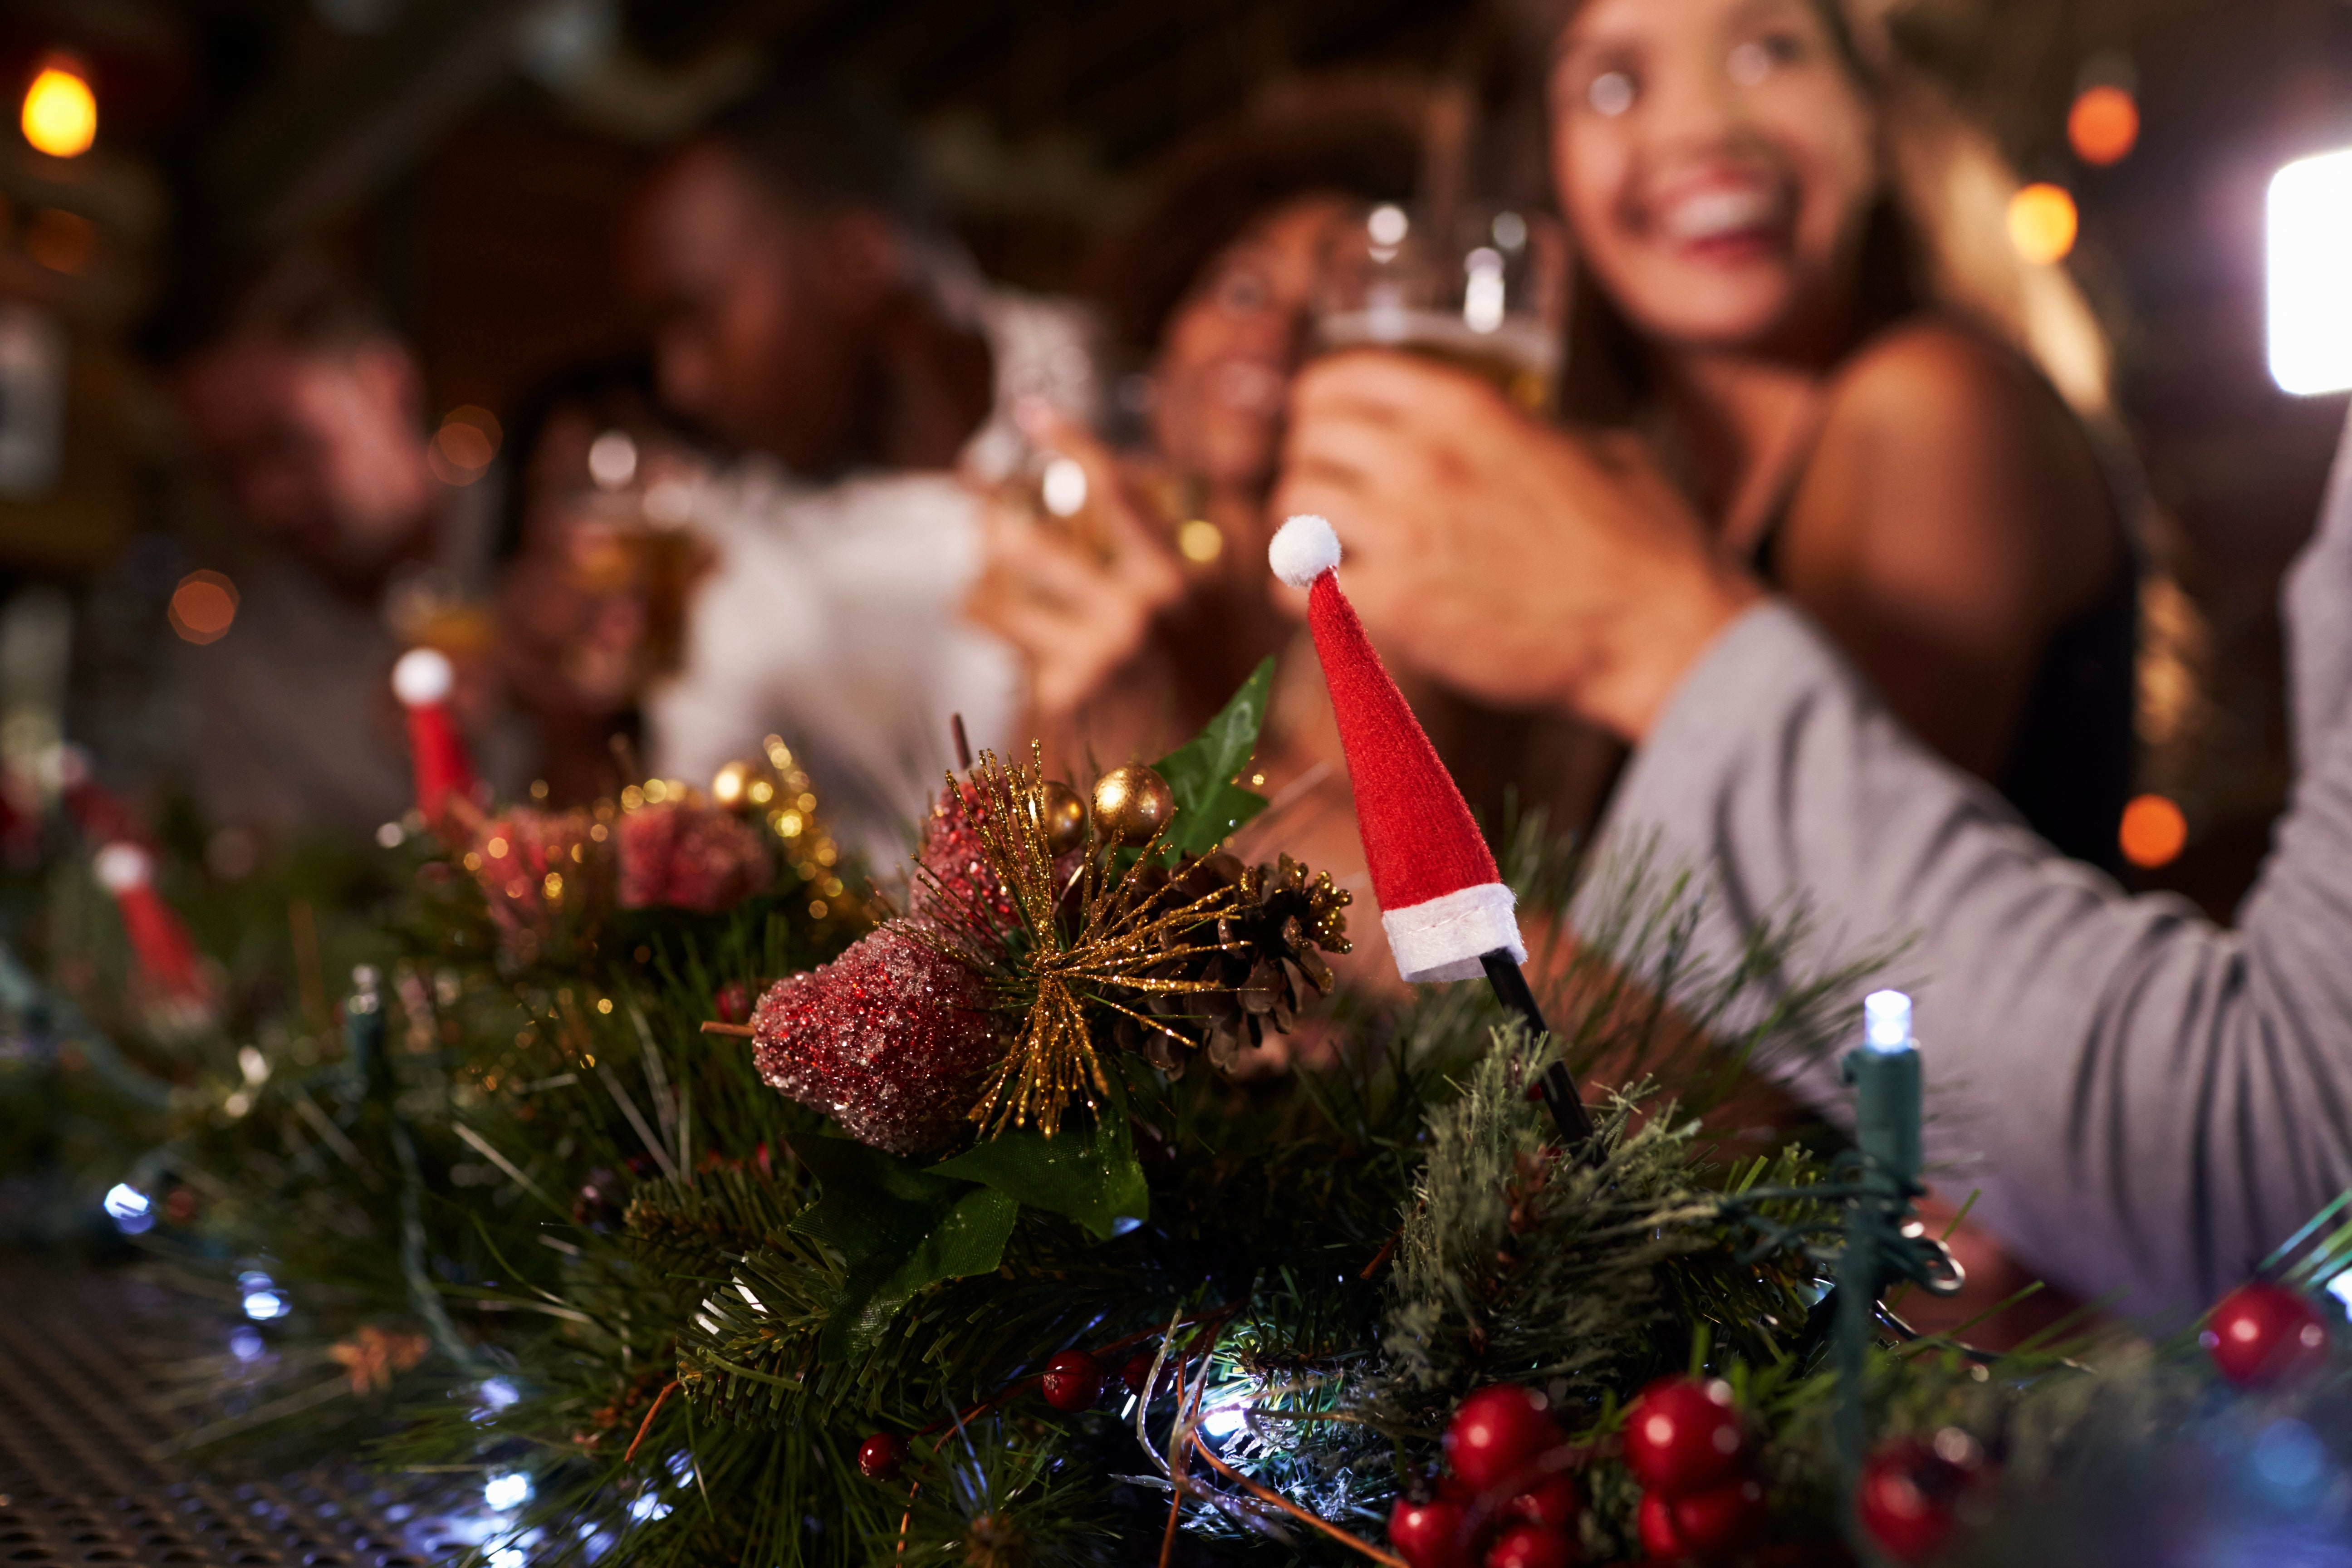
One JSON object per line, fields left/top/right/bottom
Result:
{"left": 170, "top": 259, "right": 517, "bottom": 838}
{"left": 629, "top": 74, "right": 1095, "bottom": 866}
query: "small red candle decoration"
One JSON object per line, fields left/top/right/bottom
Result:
{"left": 392, "top": 647, "right": 476, "bottom": 825}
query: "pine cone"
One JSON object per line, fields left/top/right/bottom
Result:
{"left": 1115, "top": 853, "right": 1351, "bottom": 1073}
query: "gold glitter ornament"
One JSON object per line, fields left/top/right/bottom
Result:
{"left": 1040, "top": 779, "right": 1089, "bottom": 856}
{"left": 1092, "top": 763, "right": 1174, "bottom": 847}
{"left": 914, "top": 747, "right": 1237, "bottom": 1139}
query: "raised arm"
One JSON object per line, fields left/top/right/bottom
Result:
{"left": 1597, "top": 406, "right": 2352, "bottom": 1320}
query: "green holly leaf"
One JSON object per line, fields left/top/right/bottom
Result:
{"left": 1149, "top": 657, "right": 1275, "bottom": 858}
{"left": 928, "top": 1114, "right": 1148, "bottom": 1241}
{"left": 789, "top": 1137, "right": 1021, "bottom": 1357}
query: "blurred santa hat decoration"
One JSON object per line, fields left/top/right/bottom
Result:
{"left": 392, "top": 647, "right": 477, "bottom": 824}
{"left": 93, "top": 841, "right": 205, "bottom": 1000}
{"left": 1268, "top": 513, "right": 1522, "bottom": 983}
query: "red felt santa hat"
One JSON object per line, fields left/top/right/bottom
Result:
{"left": 392, "top": 647, "right": 477, "bottom": 825}
{"left": 93, "top": 842, "right": 205, "bottom": 999}
{"left": 1269, "top": 514, "right": 1523, "bottom": 983}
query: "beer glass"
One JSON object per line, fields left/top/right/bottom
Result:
{"left": 1312, "top": 203, "right": 1568, "bottom": 415}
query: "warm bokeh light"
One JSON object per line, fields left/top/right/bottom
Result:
{"left": 168, "top": 571, "right": 239, "bottom": 646}
{"left": 2068, "top": 85, "right": 2139, "bottom": 166}
{"left": 2268, "top": 147, "right": 2352, "bottom": 397}
{"left": 21, "top": 64, "right": 96, "bottom": 159}
{"left": 2007, "top": 183, "right": 2079, "bottom": 265}
{"left": 429, "top": 406, "right": 503, "bottom": 485}
{"left": 2119, "top": 793, "right": 2189, "bottom": 869}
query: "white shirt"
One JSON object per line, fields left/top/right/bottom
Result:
{"left": 645, "top": 288, "right": 1096, "bottom": 869}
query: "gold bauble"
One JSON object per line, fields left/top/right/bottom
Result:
{"left": 1092, "top": 763, "right": 1174, "bottom": 847}
{"left": 1040, "top": 780, "right": 1089, "bottom": 856}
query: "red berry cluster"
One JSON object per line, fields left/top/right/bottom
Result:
{"left": 1389, "top": 1385, "right": 1582, "bottom": 1568}
{"left": 1624, "top": 1378, "right": 1768, "bottom": 1562}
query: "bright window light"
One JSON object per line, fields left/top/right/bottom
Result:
{"left": 2268, "top": 147, "right": 2352, "bottom": 396}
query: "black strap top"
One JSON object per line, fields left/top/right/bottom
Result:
{"left": 1752, "top": 470, "right": 2139, "bottom": 879}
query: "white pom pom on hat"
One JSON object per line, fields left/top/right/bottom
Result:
{"left": 392, "top": 647, "right": 455, "bottom": 707}
{"left": 93, "top": 842, "right": 152, "bottom": 892}
{"left": 1269, "top": 514, "right": 1343, "bottom": 589}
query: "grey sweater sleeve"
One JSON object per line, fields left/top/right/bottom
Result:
{"left": 1594, "top": 412, "right": 2352, "bottom": 1321}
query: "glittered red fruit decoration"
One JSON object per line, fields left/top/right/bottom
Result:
{"left": 2201, "top": 1280, "right": 2332, "bottom": 1388}
{"left": 1445, "top": 1384, "right": 1564, "bottom": 1493}
{"left": 1623, "top": 1377, "right": 1747, "bottom": 1498}
{"left": 1389, "top": 1498, "right": 1473, "bottom": 1568}
{"left": 1857, "top": 1430, "right": 1985, "bottom": 1565}
{"left": 1040, "top": 1349, "right": 1106, "bottom": 1412}
{"left": 857, "top": 1433, "right": 904, "bottom": 1480}
{"left": 1485, "top": 1523, "right": 1576, "bottom": 1568}
{"left": 1667, "top": 1474, "right": 1768, "bottom": 1557}
{"left": 712, "top": 980, "right": 753, "bottom": 1024}
{"left": 1503, "top": 1474, "right": 1581, "bottom": 1531}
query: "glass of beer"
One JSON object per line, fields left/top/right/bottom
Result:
{"left": 1312, "top": 202, "right": 1568, "bottom": 415}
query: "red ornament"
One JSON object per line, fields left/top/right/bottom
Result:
{"left": 1484, "top": 1524, "right": 1576, "bottom": 1568}
{"left": 857, "top": 1433, "right": 904, "bottom": 1480}
{"left": 1040, "top": 1349, "right": 1106, "bottom": 1412}
{"left": 619, "top": 799, "right": 774, "bottom": 912}
{"left": 1667, "top": 1475, "right": 1768, "bottom": 1557}
{"left": 1389, "top": 1498, "right": 1473, "bottom": 1568}
{"left": 749, "top": 922, "right": 1005, "bottom": 1155}
{"left": 1502, "top": 1474, "right": 1581, "bottom": 1531}
{"left": 1444, "top": 1385, "right": 1564, "bottom": 1493}
{"left": 1623, "top": 1378, "right": 1746, "bottom": 1498}
{"left": 2201, "top": 1281, "right": 2332, "bottom": 1388}
{"left": 1857, "top": 1431, "right": 1985, "bottom": 1565}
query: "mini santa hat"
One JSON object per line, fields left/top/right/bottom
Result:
{"left": 1269, "top": 514, "right": 1523, "bottom": 983}
{"left": 392, "top": 647, "right": 477, "bottom": 825}
{"left": 93, "top": 842, "right": 205, "bottom": 998}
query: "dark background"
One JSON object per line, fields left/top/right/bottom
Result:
{"left": 4, "top": 0, "right": 2351, "bottom": 914}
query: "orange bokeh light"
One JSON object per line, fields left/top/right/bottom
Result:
{"left": 2008, "top": 183, "right": 2079, "bottom": 265}
{"left": 2069, "top": 85, "right": 2139, "bottom": 167}
{"left": 169, "top": 570, "right": 239, "bottom": 645}
{"left": 428, "top": 406, "right": 502, "bottom": 485}
{"left": 21, "top": 63, "right": 96, "bottom": 159}
{"left": 2119, "top": 793, "right": 2188, "bottom": 869}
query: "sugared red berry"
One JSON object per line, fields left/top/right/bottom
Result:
{"left": 1444, "top": 1385, "right": 1565, "bottom": 1493}
{"left": 1502, "top": 1473, "right": 1581, "bottom": 1531}
{"left": 2201, "top": 1281, "right": 2332, "bottom": 1389}
{"left": 856, "top": 1432, "right": 904, "bottom": 1480}
{"left": 1623, "top": 1377, "right": 1747, "bottom": 1498}
{"left": 1389, "top": 1498, "right": 1473, "bottom": 1568}
{"left": 1040, "top": 1348, "right": 1107, "bottom": 1411}
{"left": 1485, "top": 1523, "right": 1576, "bottom": 1568}
{"left": 1857, "top": 1431, "right": 1985, "bottom": 1565}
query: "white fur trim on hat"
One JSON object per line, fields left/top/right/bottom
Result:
{"left": 392, "top": 647, "right": 455, "bottom": 707}
{"left": 1269, "top": 514, "right": 1342, "bottom": 589}
{"left": 1379, "top": 881, "right": 1525, "bottom": 984}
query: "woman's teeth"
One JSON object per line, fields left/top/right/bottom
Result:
{"left": 1657, "top": 187, "right": 1779, "bottom": 243}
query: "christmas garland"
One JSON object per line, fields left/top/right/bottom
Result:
{"left": 9, "top": 667, "right": 2351, "bottom": 1568}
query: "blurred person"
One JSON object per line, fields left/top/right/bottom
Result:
{"left": 1277, "top": 0, "right": 2137, "bottom": 876}
{"left": 168, "top": 257, "right": 520, "bottom": 840}
{"left": 492, "top": 360, "right": 712, "bottom": 805}
{"left": 967, "top": 88, "right": 1424, "bottom": 782}
{"left": 631, "top": 73, "right": 1095, "bottom": 866}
